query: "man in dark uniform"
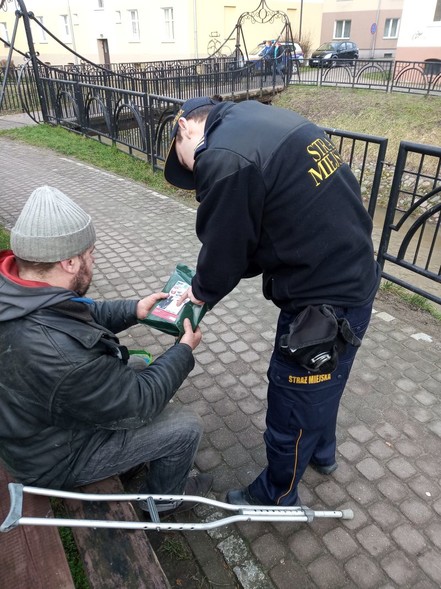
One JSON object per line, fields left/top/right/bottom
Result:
{"left": 163, "top": 96, "right": 381, "bottom": 506}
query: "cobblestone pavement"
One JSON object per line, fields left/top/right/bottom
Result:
{"left": 1, "top": 136, "right": 441, "bottom": 589}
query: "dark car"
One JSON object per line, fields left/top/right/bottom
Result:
{"left": 309, "top": 41, "right": 359, "bottom": 67}
{"left": 248, "top": 41, "right": 304, "bottom": 65}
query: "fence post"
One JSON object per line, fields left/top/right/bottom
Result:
{"left": 147, "top": 94, "right": 156, "bottom": 172}
{"left": 15, "top": 0, "right": 48, "bottom": 120}
{"left": 0, "top": 10, "right": 21, "bottom": 111}
{"left": 74, "top": 81, "right": 85, "bottom": 134}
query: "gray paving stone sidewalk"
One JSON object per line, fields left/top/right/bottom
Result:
{"left": 1, "top": 136, "right": 441, "bottom": 589}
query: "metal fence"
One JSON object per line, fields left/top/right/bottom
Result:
{"left": 322, "top": 127, "right": 388, "bottom": 219}
{"left": 2, "top": 56, "right": 441, "bottom": 116}
{"left": 2, "top": 61, "right": 440, "bottom": 305}
{"left": 35, "top": 74, "right": 387, "bottom": 197}
{"left": 1, "top": 57, "right": 290, "bottom": 116}
{"left": 378, "top": 142, "right": 441, "bottom": 305}
{"left": 290, "top": 59, "right": 441, "bottom": 97}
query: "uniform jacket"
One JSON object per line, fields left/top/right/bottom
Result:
{"left": 190, "top": 100, "right": 381, "bottom": 311}
{"left": 0, "top": 251, "right": 194, "bottom": 488}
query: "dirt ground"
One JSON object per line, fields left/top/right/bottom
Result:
{"left": 375, "top": 288, "right": 441, "bottom": 341}
{"left": 147, "top": 530, "right": 211, "bottom": 589}
{"left": 124, "top": 473, "right": 233, "bottom": 589}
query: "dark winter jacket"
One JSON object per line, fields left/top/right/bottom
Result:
{"left": 0, "top": 251, "right": 194, "bottom": 488}
{"left": 190, "top": 100, "right": 381, "bottom": 311}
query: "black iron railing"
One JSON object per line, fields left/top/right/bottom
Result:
{"left": 290, "top": 59, "right": 441, "bottom": 97}
{"left": 377, "top": 141, "right": 441, "bottom": 305}
{"left": 3, "top": 56, "right": 441, "bottom": 117}
{"left": 2, "top": 62, "right": 440, "bottom": 305}
{"left": 322, "top": 127, "right": 388, "bottom": 219}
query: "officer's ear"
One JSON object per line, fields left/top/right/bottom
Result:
{"left": 178, "top": 117, "right": 191, "bottom": 138}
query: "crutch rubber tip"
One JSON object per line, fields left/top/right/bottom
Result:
{"left": 341, "top": 509, "right": 354, "bottom": 520}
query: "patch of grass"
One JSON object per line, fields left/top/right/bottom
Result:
{"left": 51, "top": 499, "right": 91, "bottom": 589}
{"left": 0, "top": 226, "right": 10, "bottom": 250}
{"left": 158, "top": 536, "right": 192, "bottom": 561}
{"left": 274, "top": 86, "right": 441, "bottom": 161}
{"left": 380, "top": 280, "right": 441, "bottom": 321}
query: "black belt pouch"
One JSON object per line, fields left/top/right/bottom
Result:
{"left": 279, "top": 304, "right": 361, "bottom": 374}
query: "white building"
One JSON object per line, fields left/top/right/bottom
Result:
{"left": 0, "top": 0, "right": 323, "bottom": 66}
{"left": 395, "top": 0, "right": 441, "bottom": 61}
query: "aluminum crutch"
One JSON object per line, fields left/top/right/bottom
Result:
{"left": 1, "top": 483, "right": 354, "bottom": 533}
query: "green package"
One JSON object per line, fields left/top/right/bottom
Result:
{"left": 139, "top": 264, "right": 209, "bottom": 337}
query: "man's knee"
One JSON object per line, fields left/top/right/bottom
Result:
{"left": 163, "top": 404, "right": 203, "bottom": 444}
{"left": 177, "top": 406, "right": 203, "bottom": 440}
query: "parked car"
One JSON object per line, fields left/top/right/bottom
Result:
{"left": 309, "top": 41, "right": 359, "bottom": 67}
{"left": 247, "top": 41, "right": 304, "bottom": 68}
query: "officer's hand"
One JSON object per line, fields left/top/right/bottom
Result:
{"left": 179, "top": 318, "right": 202, "bottom": 351}
{"left": 136, "top": 292, "right": 168, "bottom": 319}
{"left": 177, "top": 286, "right": 205, "bottom": 306}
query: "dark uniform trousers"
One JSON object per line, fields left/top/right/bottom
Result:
{"left": 249, "top": 302, "right": 373, "bottom": 506}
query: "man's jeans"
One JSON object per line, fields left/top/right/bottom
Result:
{"left": 73, "top": 404, "right": 203, "bottom": 495}
{"left": 249, "top": 303, "right": 373, "bottom": 505}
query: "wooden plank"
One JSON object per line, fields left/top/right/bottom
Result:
{"left": 64, "top": 476, "right": 170, "bottom": 589}
{"left": 0, "top": 465, "right": 75, "bottom": 589}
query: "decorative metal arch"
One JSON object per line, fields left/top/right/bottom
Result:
{"left": 205, "top": 1, "right": 294, "bottom": 61}
{"left": 113, "top": 98, "right": 149, "bottom": 153}
{"left": 236, "top": 0, "right": 295, "bottom": 61}
{"left": 56, "top": 88, "right": 80, "bottom": 127}
{"left": 84, "top": 93, "right": 112, "bottom": 135}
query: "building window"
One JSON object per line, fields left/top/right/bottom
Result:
{"left": 384, "top": 18, "right": 399, "bottom": 38}
{"left": 434, "top": 0, "right": 441, "bottom": 21}
{"left": 128, "top": 10, "right": 140, "bottom": 41}
{"left": 0, "top": 22, "right": 9, "bottom": 43}
{"left": 334, "top": 20, "right": 351, "bottom": 39}
{"left": 162, "top": 7, "right": 174, "bottom": 41}
{"left": 60, "top": 15, "right": 72, "bottom": 43}
{"left": 115, "top": 11, "right": 121, "bottom": 24}
{"left": 97, "top": 0, "right": 104, "bottom": 8}
{"left": 36, "top": 16, "right": 48, "bottom": 43}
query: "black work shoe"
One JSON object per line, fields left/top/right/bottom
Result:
{"left": 139, "top": 473, "right": 213, "bottom": 517}
{"left": 310, "top": 461, "right": 338, "bottom": 475}
{"left": 226, "top": 487, "right": 303, "bottom": 507}
{"left": 226, "top": 487, "right": 261, "bottom": 506}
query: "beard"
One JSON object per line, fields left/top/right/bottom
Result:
{"left": 71, "top": 255, "right": 93, "bottom": 296}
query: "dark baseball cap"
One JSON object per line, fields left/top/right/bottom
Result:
{"left": 164, "top": 96, "right": 219, "bottom": 190}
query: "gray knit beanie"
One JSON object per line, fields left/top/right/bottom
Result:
{"left": 11, "top": 186, "right": 96, "bottom": 262}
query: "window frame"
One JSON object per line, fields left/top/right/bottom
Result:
{"left": 60, "top": 14, "right": 72, "bottom": 43}
{"left": 0, "top": 21, "right": 9, "bottom": 43}
{"left": 384, "top": 17, "right": 400, "bottom": 39}
{"left": 434, "top": 0, "right": 441, "bottom": 21}
{"left": 36, "top": 16, "right": 48, "bottom": 43}
{"left": 162, "top": 7, "right": 175, "bottom": 42}
{"left": 334, "top": 19, "right": 351, "bottom": 40}
{"left": 128, "top": 9, "right": 140, "bottom": 42}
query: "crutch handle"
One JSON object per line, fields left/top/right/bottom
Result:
{"left": 1, "top": 483, "right": 24, "bottom": 532}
